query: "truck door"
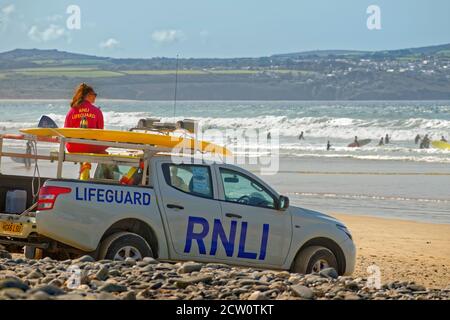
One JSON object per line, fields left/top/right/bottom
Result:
{"left": 215, "top": 166, "right": 292, "bottom": 267}
{"left": 156, "top": 162, "right": 223, "bottom": 261}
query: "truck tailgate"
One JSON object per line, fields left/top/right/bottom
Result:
{"left": 36, "top": 180, "right": 165, "bottom": 252}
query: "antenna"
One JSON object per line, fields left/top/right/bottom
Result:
{"left": 173, "top": 54, "right": 179, "bottom": 118}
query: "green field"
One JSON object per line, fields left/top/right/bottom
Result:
{"left": 123, "top": 69, "right": 313, "bottom": 75}
{"left": 13, "top": 67, "right": 124, "bottom": 78}
{"left": 123, "top": 70, "right": 207, "bottom": 75}
{"left": 4, "top": 67, "right": 317, "bottom": 78}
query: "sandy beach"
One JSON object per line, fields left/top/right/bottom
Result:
{"left": 333, "top": 213, "right": 450, "bottom": 289}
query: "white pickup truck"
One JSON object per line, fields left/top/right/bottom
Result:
{"left": 0, "top": 155, "right": 355, "bottom": 275}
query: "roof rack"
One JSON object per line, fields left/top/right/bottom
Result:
{"left": 129, "top": 118, "right": 198, "bottom": 135}
{"left": 0, "top": 134, "right": 192, "bottom": 184}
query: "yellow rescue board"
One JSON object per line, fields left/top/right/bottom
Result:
{"left": 431, "top": 140, "right": 450, "bottom": 150}
{"left": 20, "top": 128, "right": 232, "bottom": 156}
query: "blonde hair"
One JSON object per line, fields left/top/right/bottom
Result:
{"left": 70, "top": 83, "right": 95, "bottom": 108}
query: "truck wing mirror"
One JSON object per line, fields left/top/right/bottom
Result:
{"left": 278, "top": 195, "right": 289, "bottom": 211}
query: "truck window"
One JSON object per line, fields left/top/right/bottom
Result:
{"left": 219, "top": 168, "right": 276, "bottom": 209}
{"left": 94, "top": 164, "right": 149, "bottom": 185}
{"left": 162, "top": 164, "right": 213, "bottom": 199}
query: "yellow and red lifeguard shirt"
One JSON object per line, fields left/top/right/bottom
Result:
{"left": 64, "top": 101, "right": 107, "bottom": 153}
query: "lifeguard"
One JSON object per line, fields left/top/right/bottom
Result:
{"left": 65, "top": 83, "right": 107, "bottom": 179}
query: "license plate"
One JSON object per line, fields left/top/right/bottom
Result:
{"left": 1, "top": 222, "right": 24, "bottom": 234}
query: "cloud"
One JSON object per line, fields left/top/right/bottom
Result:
{"left": 28, "top": 24, "right": 66, "bottom": 42}
{"left": 2, "top": 4, "right": 15, "bottom": 15}
{"left": 99, "top": 38, "right": 120, "bottom": 49}
{"left": 0, "top": 4, "right": 15, "bottom": 31}
{"left": 151, "top": 29, "right": 185, "bottom": 44}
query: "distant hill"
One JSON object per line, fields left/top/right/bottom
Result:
{"left": 272, "top": 50, "right": 369, "bottom": 58}
{"left": 0, "top": 48, "right": 107, "bottom": 61}
{"left": 0, "top": 44, "right": 449, "bottom": 100}
{"left": 272, "top": 43, "right": 450, "bottom": 59}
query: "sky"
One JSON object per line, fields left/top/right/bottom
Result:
{"left": 0, "top": 0, "right": 449, "bottom": 58}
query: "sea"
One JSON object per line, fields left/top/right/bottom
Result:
{"left": 1, "top": 100, "right": 449, "bottom": 223}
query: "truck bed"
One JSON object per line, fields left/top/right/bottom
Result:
{"left": 0, "top": 174, "right": 49, "bottom": 213}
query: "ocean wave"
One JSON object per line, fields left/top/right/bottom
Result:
{"left": 287, "top": 192, "right": 450, "bottom": 203}
{"left": 1, "top": 106, "right": 449, "bottom": 141}
{"left": 287, "top": 153, "right": 450, "bottom": 163}
{"left": 95, "top": 113, "right": 450, "bottom": 140}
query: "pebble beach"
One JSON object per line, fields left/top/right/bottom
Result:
{"left": 1, "top": 212, "right": 449, "bottom": 300}
{"left": 1, "top": 249, "right": 449, "bottom": 300}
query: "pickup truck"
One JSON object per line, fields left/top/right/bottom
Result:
{"left": 0, "top": 156, "right": 356, "bottom": 275}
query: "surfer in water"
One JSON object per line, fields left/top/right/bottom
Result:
{"left": 420, "top": 134, "right": 431, "bottom": 149}
{"left": 326, "top": 141, "right": 331, "bottom": 151}
{"left": 378, "top": 137, "right": 384, "bottom": 146}
{"left": 441, "top": 136, "right": 448, "bottom": 142}
{"left": 385, "top": 134, "right": 390, "bottom": 144}
{"left": 267, "top": 132, "right": 271, "bottom": 140}
{"left": 354, "top": 136, "right": 360, "bottom": 147}
{"left": 298, "top": 131, "right": 305, "bottom": 140}
{"left": 414, "top": 134, "right": 421, "bottom": 144}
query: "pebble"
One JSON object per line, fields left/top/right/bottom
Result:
{"left": 125, "top": 257, "right": 137, "bottom": 266}
{"left": 99, "top": 283, "right": 128, "bottom": 293}
{"left": 248, "top": 291, "right": 267, "bottom": 300}
{"left": 319, "top": 268, "right": 339, "bottom": 279}
{"left": 344, "top": 293, "right": 361, "bottom": 300}
{"left": 27, "top": 270, "right": 44, "bottom": 279}
{"left": 0, "top": 278, "right": 30, "bottom": 291}
{"left": 407, "top": 284, "right": 426, "bottom": 291}
{"left": 0, "top": 250, "right": 12, "bottom": 259}
{"left": 28, "top": 284, "right": 65, "bottom": 296}
{"left": 56, "top": 293, "right": 85, "bottom": 300}
{"left": 178, "top": 262, "right": 203, "bottom": 274}
{"left": 142, "top": 257, "right": 159, "bottom": 265}
{"left": 30, "top": 291, "right": 52, "bottom": 300}
{"left": 74, "top": 255, "right": 95, "bottom": 263}
{"left": 0, "top": 256, "right": 448, "bottom": 300}
{"left": 0, "top": 288, "right": 27, "bottom": 299}
{"left": 176, "top": 275, "right": 213, "bottom": 289}
{"left": 120, "top": 291, "right": 136, "bottom": 300}
{"left": 95, "top": 266, "right": 110, "bottom": 281}
{"left": 344, "top": 280, "right": 360, "bottom": 291}
{"left": 291, "top": 284, "right": 314, "bottom": 299}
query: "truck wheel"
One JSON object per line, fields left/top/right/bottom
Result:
{"left": 292, "top": 245, "right": 338, "bottom": 274}
{"left": 99, "top": 232, "right": 153, "bottom": 261}
{"left": 24, "top": 246, "right": 36, "bottom": 259}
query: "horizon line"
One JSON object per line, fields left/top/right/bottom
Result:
{"left": 1, "top": 41, "right": 449, "bottom": 60}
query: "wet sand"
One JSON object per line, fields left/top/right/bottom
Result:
{"left": 333, "top": 213, "right": 450, "bottom": 289}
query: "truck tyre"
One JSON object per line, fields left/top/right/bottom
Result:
{"left": 99, "top": 232, "right": 153, "bottom": 261}
{"left": 292, "top": 245, "right": 338, "bottom": 274}
{"left": 24, "top": 246, "right": 36, "bottom": 259}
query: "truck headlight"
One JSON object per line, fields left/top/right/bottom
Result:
{"left": 336, "top": 224, "right": 353, "bottom": 240}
